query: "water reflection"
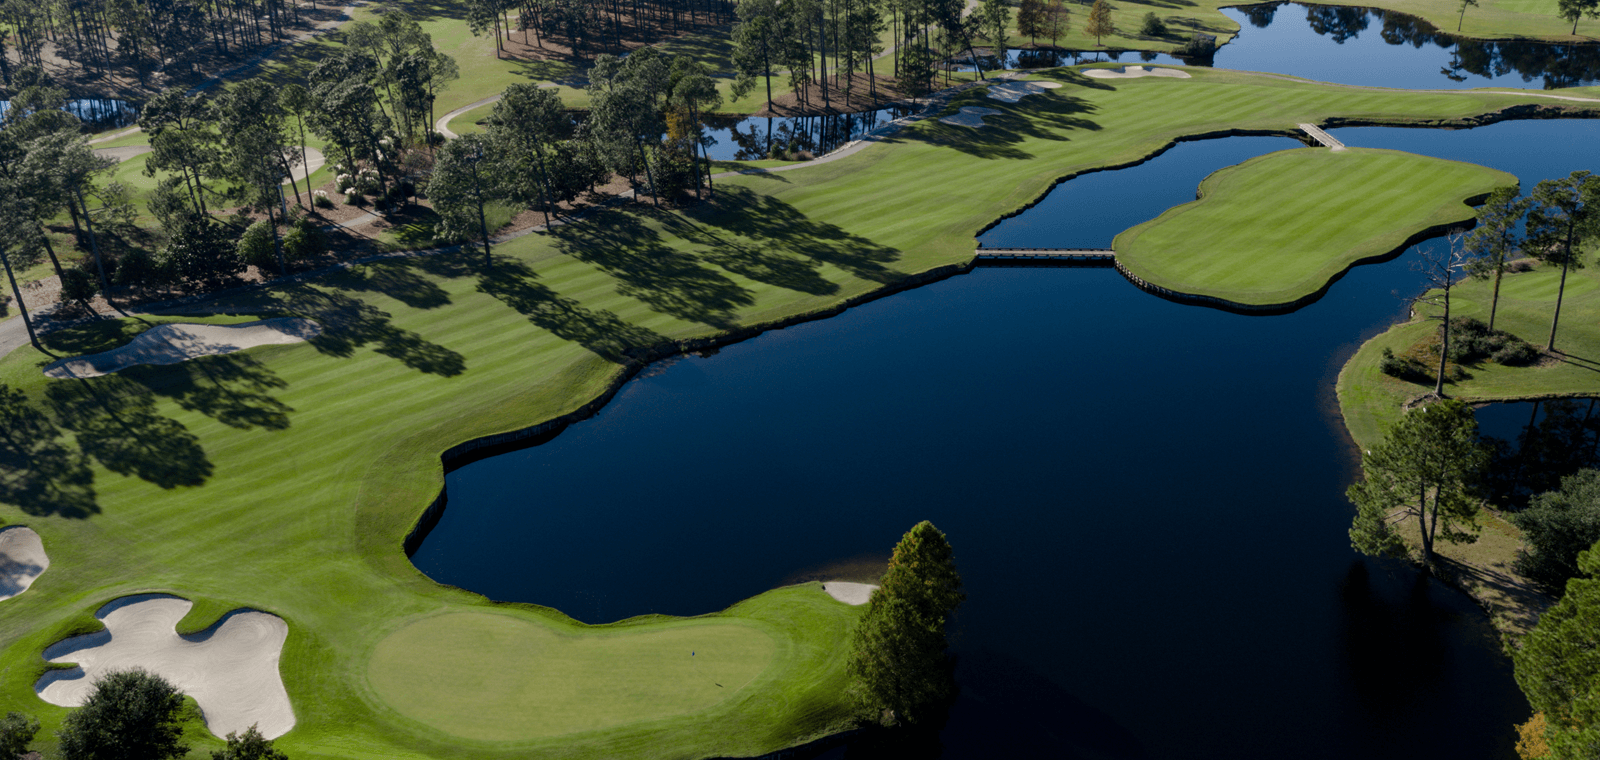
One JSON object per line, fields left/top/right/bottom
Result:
{"left": 958, "top": 4, "right": 1599, "bottom": 90}
{"left": 702, "top": 106, "right": 915, "bottom": 161}
{"left": 1476, "top": 398, "right": 1600, "bottom": 509}
{"left": 0, "top": 99, "right": 138, "bottom": 129}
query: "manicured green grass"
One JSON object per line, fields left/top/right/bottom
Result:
{"left": 1339, "top": 258, "right": 1600, "bottom": 450}
{"left": 0, "top": 68, "right": 1587, "bottom": 760}
{"left": 370, "top": 613, "right": 777, "bottom": 740}
{"left": 1114, "top": 147, "right": 1515, "bottom": 306}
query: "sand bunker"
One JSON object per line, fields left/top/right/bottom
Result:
{"left": 0, "top": 527, "right": 48, "bottom": 601}
{"left": 36, "top": 595, "right": 295, "bottom": 739}
{"left": 1083, "top": 65, "right": 1191, "bottom": 80}
{"left": 822, "top": 582, "right": 877, "bottom": 606}
{"left": 985, "top": 80, "right": 1064, "bottom": 103}
{"left": 940, "top": 106, "right": 1005, "bottom": 128}
{"left": 44, "top": 318, "right": 321, "bottom": 379}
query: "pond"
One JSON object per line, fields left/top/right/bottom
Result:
{"left": 407, "top": 116, "right": 1600, "bottom": 758}
{"left": 961, "top": 3, "right": 1600, "bottom": 90}
{"left": 0, "top": 98, "right": 138, "bottom": 129}
{"left": 982, "top": 119, "right": 1600, "bottom": 250}
{"left": 701, "top": 105, "right": 916, "bottom": 161}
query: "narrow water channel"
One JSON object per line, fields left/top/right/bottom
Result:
{"left": 405, "top": 119, "right": 1600, "bottom": 759}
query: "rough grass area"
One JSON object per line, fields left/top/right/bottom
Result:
{"left": 0, "top": 69, "right": 1590, "bottom": 760}
{"left": 1113, "top": 147, "right": 1515, "bottom": 306}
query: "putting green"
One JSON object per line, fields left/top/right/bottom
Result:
{"left": 367, "top": 613, "right": 777, "bottom": 742}
{"left": 1114, "top": 147, "right": 1516, "bottom": 306}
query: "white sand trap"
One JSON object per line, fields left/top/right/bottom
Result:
{"left": 43, "top": 318, "right": 322, "bottom": 379}
{"left": 940, "top": 106, "right": 1005, "bottom": 128}
{"left": 822, "top": 582, "right": 878, "bottom": 606}
{"left": 36, "top": 594, "right": 295, "bottom": 739}
{"left": 985, "top": 80, "right": 1064, "bottom": 103}
{"left": 283, "top": 147, "right": 326, "bottom": 185}
{"left": 0, "top": 527, "right": 48, "bottom": 601}
{"left": 1083, "top": 65, "right": 1191, "bottom": 80}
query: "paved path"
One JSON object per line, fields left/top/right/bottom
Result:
{"left": 92, "top": 145, "right": 154, "bottom": 162}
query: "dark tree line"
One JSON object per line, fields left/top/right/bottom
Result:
{"left": 0, "top": 0, "right": 319, "bottom": 89}
{"left": 428, "top": 47, "right": 722, "bottom": 252}
{"left": 466, "top": 0, "right": 736, "bottom": 58}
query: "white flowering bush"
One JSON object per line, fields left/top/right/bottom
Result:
{"left": 312, "top": 189, "right": 334, "bottom": 209}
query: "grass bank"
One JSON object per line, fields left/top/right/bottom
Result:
{"left": 1336, "top": 256, "right": 1600, "bottom": 637}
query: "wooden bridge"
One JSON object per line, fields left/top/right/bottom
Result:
{"left": 1298, "top": 123, "right": 1347, "bottom": 151}
{"left": 974, "top": 248, "right": 1116, "bottom": 262}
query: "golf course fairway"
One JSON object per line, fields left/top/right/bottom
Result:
{"left": 1114, "top": 148, "right": 1516, "bottom": 307}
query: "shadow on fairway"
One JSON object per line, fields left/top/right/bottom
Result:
{"left": 47, "top": 376, "right": 213, "bottom": 490}
{"left": 915, "top": 70, "right": 1104, "bottom": 161}
{"left": 686, "top": 185, "right": 903, "bottom": 285}
{"left": 0, "top": 385, "right": 98, "bottom": 518}
{"left": 549, "top": 208, "right": 755, "bottom": 329}
{"left": 249, "top": 285, "right": 467, "bottom": 377}
{"left": 473, "top": 257, "right": 668, "bottom": 363}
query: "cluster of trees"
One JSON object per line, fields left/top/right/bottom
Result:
{"left": 428, "top": 49, "right": 721, "bottom": 254}
{"left": 847, "top": 520, "right": 964, "bottom": 726}
{"left": 0, "top": 669, "right": 287, "bottom": 760}
{"left": 467, "top": 0, "right": 737, "bottom": 59}
{"left": 1379, "top": 173, "right": 1599, "bottom": 395}
{"left": 0, "top": 0, "right": 317, "bottom": 88}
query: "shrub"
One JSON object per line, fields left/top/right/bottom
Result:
{"left": 1141, "top": 11, "right": 1167, "bottom": 36}
{"left": 237, "top": 220, "right": 277, "bottom": 272}
{"left": 1379, "top": 347, "right": 1430, "bottom": 382}
{"left": 57, "top": 670, "right": 188, "bottom": 760}
{"left": 1444, "top": 316, "right": 1538, "bottom": 366}
{"left": 160, "top": 215, "right": 243, "bottom": 284}
{"left": 312, "top": 190, "right": 334, "bottom": 209}
{"left": 283, "top": 218, "right": 327, "bottom": 261}
{"left": 1180, "top": 33, "right": 1216, "bottom": 58}
{"left": 0, "top": 712, "right": 38, "bottom": 760}
{"left": 1494, "top": 341, "right": 1541, "bottom": 366}
{"left": 114, "top": 248, "right": 162, "bottom": 288}
{"left": 58, "top": 267, "right": 98, "bottom": 305}
{"left": 1512, "top": 469, "right": 1600, "bottom": 594}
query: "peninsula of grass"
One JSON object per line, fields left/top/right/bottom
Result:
{"left": 1334, "top": 255, "right": 1600, "bottom": 638}
{"left": 0, "top": 68, "right": 1594, "bottom": 760}
{"left": 1112, "top": 147, "right": 1515, "bottom": 307}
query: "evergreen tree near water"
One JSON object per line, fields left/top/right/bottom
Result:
{"left": 847, "top": 520, "right": 964, "bottom": 725}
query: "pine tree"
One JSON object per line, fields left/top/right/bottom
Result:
{"left": 1515, "top": 542, "right": 1600, "bottom": 759}
{"left": 846, "top": 521, "right": 964, "bottom": 725}
{"left": 1084, "top": 0, "right": 1114, "bottom": 45}
{"left": 1346, "top": 399, "right": 1488, "bottom": 573}
{"left": 1017, "top": 0, "right": 1044, "bottom": 44}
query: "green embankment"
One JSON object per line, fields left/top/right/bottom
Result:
{"left": 1339, "top": 259, "right": 1600, "bottom": 451}
{"left": 1, "top": 68, "right": 1592, "bottom": 760}
{"left": 1114, "top": 147, "right": 1515, "bottom": 307}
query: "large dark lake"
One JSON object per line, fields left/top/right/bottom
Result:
{"left": 412, "top": 116, "right": 1599, "bottom": 758}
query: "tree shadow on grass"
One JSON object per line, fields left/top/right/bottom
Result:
{"left": 548, "top": 208, "right": 755, "bottom": 329}
{"left": 337, "top": 258, "right": 455, "bottom": 311}
{"left": 473, "top": 257, "right": 667, "bottom": 363}
{"left": 0, "top": 384, "right": 98, "bottom": 518}
{"left": 122, "top": 352, "right": 295, "bottom": 432}
{"left": 913, "top": 71, "right": 1105, "bottom": 161}
{"left": 687, "top": 185, "right": 904, "bottom": 284}
{"left": 243, "top": 285, "right": 467, "bottom": 377}
{"left": 46, "top": 377, "right": 213, "bottom": 490}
